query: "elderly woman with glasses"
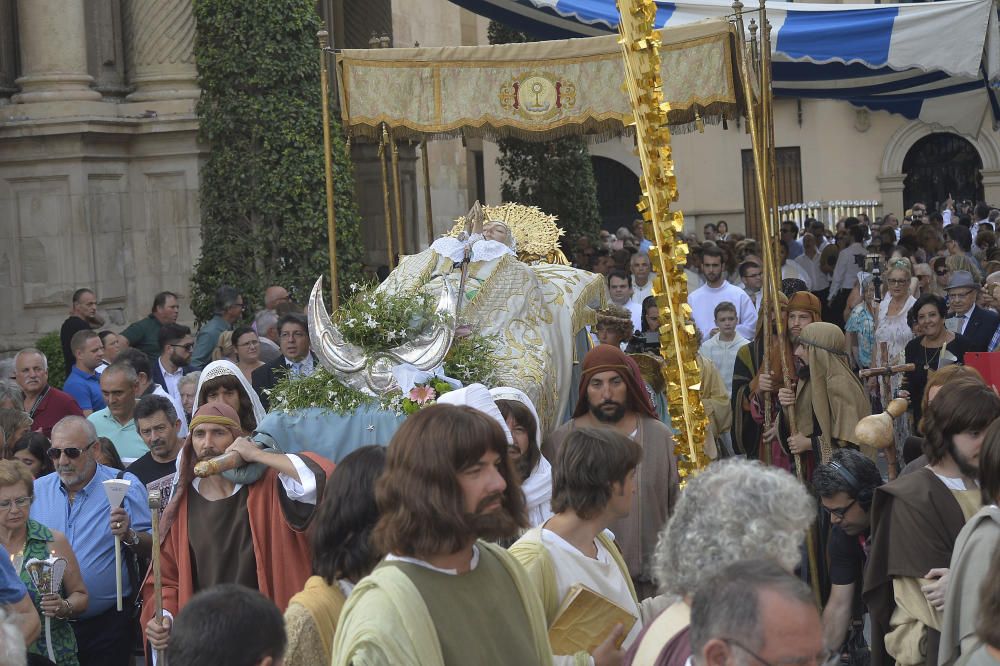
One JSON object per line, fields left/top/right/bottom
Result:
{"left": 0, "top": 459, "right": 88, "bottom": 664}
{"left": 232, "top": 326, "right": 265, "bottom": 383}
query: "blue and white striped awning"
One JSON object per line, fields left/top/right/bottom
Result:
{"left": 449, "top": 0, "right": 1000, "bottom": 136}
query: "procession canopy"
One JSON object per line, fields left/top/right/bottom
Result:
{"left": 335, "top": 18, "right": 744, "bottom": 141}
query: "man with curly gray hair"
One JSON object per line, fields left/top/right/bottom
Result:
{"left": 624, "top": 459, "right": 815, "bottom": 666}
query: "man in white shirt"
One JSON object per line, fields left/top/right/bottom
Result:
{"left": 829, "top": 223, "right": 868, "bottom": 326}
{"left": 629, "top": 252, "right": 655, "bottom": 307}
{"left": 779, "top": 241, "right": 811, "bottom": 290}
{"left": 608, "top": 270, "right": 642, "bottom": 331}
{"left": 154, "top": 323, "right": 195, "bottom": 436}
{"left": 794, "top": 233, "right": 829, "bottom": 294}
{"left": 511, "top": 426, "right": 645, "bottom": 665}
{"left": 687, "top": 246, "right": 757, "bottom": 342}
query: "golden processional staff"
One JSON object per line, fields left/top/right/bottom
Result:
{"left": 731, "top": 0, "right": 821, "bottom": 602}
{"left": 615, "top": 0, "right": 710, "bottom": 479}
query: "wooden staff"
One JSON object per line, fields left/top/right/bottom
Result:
{"left": 761, "top": 296, "right": 774, "bottom": 466}
{"left": 734, "top": 0, "right": 820, "bottom": 605}
{"left": 859, "top": 363, "right": 916, "bottom": 379}
{"left": 390, "top": 131, "right": 406, "bottom": 254}
{"left": 421, "top": 139, "right": 434, "bottom": 245}
{"left": 379, "top": 124, "right": 395, "bottom": 267}
{"left": 149, "top": 490, "right": 165, "bottom": 665}
{"left": 318, "top": 30, "right": 339, "bottom": 309}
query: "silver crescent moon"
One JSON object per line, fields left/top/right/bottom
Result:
{"left": 307, "top": 276, "right": 458, "bottom": 396}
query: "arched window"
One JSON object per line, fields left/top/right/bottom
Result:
{"left": 591, "top": 156, "right": 642, "bottom": 232}
{"left": 902, "top": 133, "right": 983, "bottom": 211}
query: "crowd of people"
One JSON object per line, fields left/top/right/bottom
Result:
{"left": 0, "top": 200, "right": 999, "bottom": 666}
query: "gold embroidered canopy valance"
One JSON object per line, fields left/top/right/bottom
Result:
{"left": 335, "top": 18, "right": 744, "bottom": 142}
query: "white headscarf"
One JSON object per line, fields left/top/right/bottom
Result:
{"left": 489, "top": 386, "right": 554, "bottom": 528}
{"left": 436, "top": 384, "right": 513, "bottom": 443}
{"left": 194, "top": 360, "right": 267, "bottom": 429}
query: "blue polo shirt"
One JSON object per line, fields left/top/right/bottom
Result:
{"left": 0, "top": 545, "right": 27, "bottom": 604}
{"left": 63, "top": 366, "right": 106, "bottom": 412}
{"left": 30, "top": 465, "right": 151, "bottom": 618}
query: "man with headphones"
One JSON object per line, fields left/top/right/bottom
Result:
{"left": 814, "top": 449, "right": 883, "bottom": 658}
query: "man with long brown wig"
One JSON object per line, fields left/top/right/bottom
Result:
{"left": 865, "top": 378, "right": 999, "bottom": 666}
{"left": 545, "top": 344, "right": 679, "bottom": 599}
{"left": 331, "top": 404, "right": 552, "bottom": 666}
{"left": 142, "top": 402, "right": 334, "bottom": 656}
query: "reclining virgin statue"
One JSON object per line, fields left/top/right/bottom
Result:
{"left": 308, "top": 201, "right": 606, "bottom": 432}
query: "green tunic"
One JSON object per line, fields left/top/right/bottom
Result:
{"left": 20, "top": 519, "right": 80, "bottom": 666}
{"left": 384, "top": 547, "right": 543, "bottom": 666}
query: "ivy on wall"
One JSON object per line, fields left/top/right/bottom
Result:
{"left": 189, "top": 0, "right": 363, "bottom": 322}
{"left": 488, "top": 21, "right": 604, "bottom": 251}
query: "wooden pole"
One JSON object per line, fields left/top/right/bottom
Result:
{"left": 734, "top": 0, "right": 821, "bottom": 605}
{"left": 390, "top": 131, "right": 406, "bottom": 254}
{"left": 318, "top": 30, "right": 339, "bottom": 309}
{"left": 379, "top": 124, "right": 395, "bottom": 267}
{"left": 421, "top": 139, "right": 434, "bottom": 246}
{"left": 149, "top": 490, "right": 165, "bottom": 665}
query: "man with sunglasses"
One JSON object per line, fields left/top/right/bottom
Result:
{"left": 813, "top": 450, "right": 883, "bottom": 659}
{"left": 30, "top": 415, "right": 152, "bottom": 666}
{"left": 153, "top": 323, "right": 197, "bottom": 436}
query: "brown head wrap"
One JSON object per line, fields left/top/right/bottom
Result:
{"left": 794, "top": 322, "right": 871, "bottom": 458}
{"left": 188, "top": 402, "right": 243, "bottom": 440}
{"left": 574, "top": 344, "right": 658, "bottom": 420}
{"left": 787, "top": 291, "right": 822, "bottom": 323}
{"left": 159, "top": 402, "right": 246, "bottom": 538}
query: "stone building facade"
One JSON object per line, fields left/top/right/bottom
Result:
{"left": 0, "top": 0, "right": 490, "bottom": 352}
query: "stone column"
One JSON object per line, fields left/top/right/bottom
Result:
{"left": 12, "top": 0, "right": 102, "bottom": 103}
{"left": 0, "top": 0, "right": 18, "bottom": 98}
{"left": 877, "top": 174, "right": 906, "bottom": 218}
{"left": 85, "top": 0, "right": 129, "bottom": 97}
{"left": 124, "top": 0, "right": 198, "bottom": 102}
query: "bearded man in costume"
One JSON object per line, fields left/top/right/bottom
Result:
{"left": 545, "top": 344, "right": 679, "bottom": 599}
{"left": 747, "top": 291, "right": 822, "bottom": 469}
{"left": 865, "top": 378, "right": 998, "bottom": 666}
{"left": 331, "top": 404, "right": 552, "bottom": 666}
{"left": 142, "top": 402, "right": 335, "bottom": 655}
{"left": 730, "top": 293, "right": 787, "bottom": 459}
{"left": 775, "top": 322, "right": 872, "bottom": 473}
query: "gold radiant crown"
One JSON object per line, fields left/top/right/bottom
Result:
{"left": 449, "top": 202, "right": 566, "bottom": 264}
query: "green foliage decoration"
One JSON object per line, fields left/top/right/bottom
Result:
{"left": 442, "top": 333, "right": 501, "bottom": 387}
{"left": 488, "top": 21, "right": 604, "bottom": 252}
{"left": 334, "top": 284, "right": 440, "bottom": 353}
{"left": 35, "top": 332, "right": 66, "bottom": 388}
{"left": 189, "top": 0, "right": 364, "bottom": 324}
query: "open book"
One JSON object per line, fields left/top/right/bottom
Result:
{"left": 548, "top": 583, "right": 638, "bottom": 654}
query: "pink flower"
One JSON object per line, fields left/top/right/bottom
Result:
{"left": 408, "top": 385, "right": 437, "bottom": 405}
